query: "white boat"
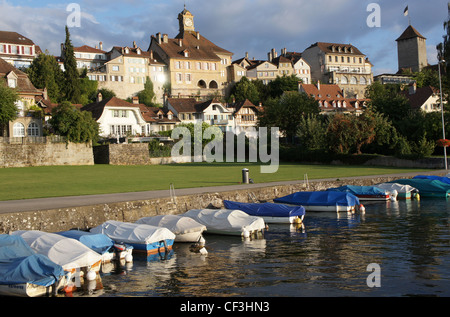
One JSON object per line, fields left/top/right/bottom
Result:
{"left": 0, "top": 234, "right": 67, "bottom": 297}
{"left": 182, "top": 209, "right": 266, "bottom": 237}
{"left": 90, "top": 220, "right": 176, "bottom": 255}
{"left": 136, "top": 215, "right": 207, "bottom": 243}
{"left": 57, "top": 230, "right": 133, "bottom": 264}
{"left": 374, "top": 183, "right": 419, "bottom": 200}
{"left": 10, "top": 230, "right": 102, "bottom": 280}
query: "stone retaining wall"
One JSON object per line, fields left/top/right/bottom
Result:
{"left": 0, "top": 174, "right": 409, "bottom": 234}
{"left": 0, "top": 142, "right": 94, "bottom": 168}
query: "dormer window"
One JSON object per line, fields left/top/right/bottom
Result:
{"left": 137, "top": 48, "right": 141, "bottom": 55}
{"left": 125, "top": 48, "right": 129, "bottom": 54}
{"left": 8, "top": 78, "right": 17, "bottom": 88}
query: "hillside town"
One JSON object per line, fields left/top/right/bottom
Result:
{"left": 0, "top": 6, "right": 448, "bottom": 161}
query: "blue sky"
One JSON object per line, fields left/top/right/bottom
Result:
{"left": 0, "top": 0, "right": 448, "bottom": 75}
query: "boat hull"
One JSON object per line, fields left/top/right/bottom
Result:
{"left": 129, "top": 239, "right": 175, "bottom": 255}
{"left": 0, "top": 276, "right": 67, "bottom": 297}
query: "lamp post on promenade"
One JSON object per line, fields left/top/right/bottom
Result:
{"left": 438, "top": 59, "right": 448, "bottom": 170}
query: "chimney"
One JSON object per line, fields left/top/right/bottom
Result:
{"left": 196, "top": 31, "right": 200, "bottom": 40}
{"left": 317, "top": 81, "right": 321, "bottom": 91}
{"left": 157, "top": 33, "right": 162, "bottom": 44}
{"left": 245, "top": 52, "right": 249, "bottom": 59}
{"left": 179, "top": 38, "right": 183, "bottom": 47}
{"left": 268, "top": 52, "right": 272, "bottom": 61}
{"left": 99, "top": 42, "right": 103, "bottom": 50}
{"left": 163, "top": 34, "right": 168, "bottom": 43}
{"left": 132, "top": 96, "right": 139, "bottom": 104}
{"left": 133, "top": 41, "right": 137, "bottom": 48}
{"left": 409, "top": 82, "right": 417, "bottom": 95}
{"left": 149, "top": 49, "right": 154, "bottom": 60}
{"left": 97, "top": 92, "right": 103, "bottom": 103}
{"left": 271, "top": 48, "right": 276, "bottom": 60}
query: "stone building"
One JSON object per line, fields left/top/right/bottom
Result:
{"left": 301, "top": 42, "right": 373, "bottom": 98}
{"left": 148, "top": 7, "right": 233, "bottom": 100}
{"left": 0, "top": 58, "right": 46, "bottom": 138}
{"left": 396, "top": 25, "right": 428, "bottom": 73}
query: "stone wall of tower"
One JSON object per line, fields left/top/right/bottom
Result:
{"left": 397, "top": 37, "right": 428, "bottom": 73}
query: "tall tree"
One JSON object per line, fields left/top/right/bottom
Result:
{"left": 26, "top": 51, "right": 65, "bottom": 102}
{"left": 62, "top": 26, "right": 81, "bottom": 104}
{"left": 0, "top": 81, "right": 19, "bottom": 135}
{"left": 228, "top": 76, "right": 260, "bottom": 105}
{"left": 137, "top": 77, "right": 157, "bottom": 106}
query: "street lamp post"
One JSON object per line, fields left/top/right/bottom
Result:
{"left": 439, "top": 59, "right": 447, "bottom": 170}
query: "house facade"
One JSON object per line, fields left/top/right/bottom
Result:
{"left": 0, "top": 58, "right": 46, "bottom": 137}
{"left": 82, "top": 95, "right": 147, "bottom": 138}
{"left": 228, "top": 99, "right": 261, "bottom": 136}
{"left": 72, "top": 43, "right": 107, "bottom": 71}
{"left": 148, "top": 7, "right": 233, "bottom": 100}
{"left": 400, "top": 83, "right": 444, "bottom": 113}
{"left": 86, "top": 43, "right": 168, "bottom": 104}
{"left": 0, "top": 31, "right": 41, "bottom": 68}
{"left": 302, "top": 42, "right": 373, "bottom": 98}
{"left": 299, "top": 81, "right": 366, "bottom": 115}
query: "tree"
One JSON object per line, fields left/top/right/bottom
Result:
{"left": 137, "top": 77, "right": 157, "bottom": 106}
{"left": 266, "top": 75, "right": 299, "bottom": 99}
{"left": 62, "top": 26, "right": 81, "bottom": 104}
{"left": 296, "top": 114, "right": 328, "bottom": 151}
{"left": 0, "top": 82, "right": 19, "bottom": 135}
{"left": 228, "top": 77, "right": 260, "bottom": 105}
{"left": 50, "top": 101, "right": 99, "bottom": 143}
{"left": 26, "top": 51, "right": 65, "bottom": 102}
{"left": 259, "top": 91, "right": 319, "bottom": 142}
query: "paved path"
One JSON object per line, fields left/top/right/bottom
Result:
{"left": 0, "top": 170, "right": 447, "bottom": 214}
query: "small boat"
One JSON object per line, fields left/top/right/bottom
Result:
{"left": 182, "top": 209, "right": 266, "bottom": 237}
{"left": 136, "top": 215, "right": 207, "bottom": 243}
{"left": 374, "top": 183, "right": 419, "bottom": 200}
{"left": 90, "top": 220, "right": 176, "bottom": 255}
{"left": 223, "top": 200, "right": 305, "bottom": 224}
{"left": 9, "top": 230, "right": 102, "bottom": 281}
{"left": 388, "top": 179, "right": 450, "bottom": 198}
{"left": 0, "top": 234, "right": 67, "bottom": 297}
{"left": 57, "top": 230, "right": 133, "bottom": 263}
{"left": 273, "top": 191, "right": 362, "bottom": 213}
{"left": 326, "top": 185, "right": 390, "bottom": 201}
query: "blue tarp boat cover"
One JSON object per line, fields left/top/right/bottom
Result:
{"left": 273, "top": 191, "right": 360, "bottom": 206}
{"left": 223, "top": 200, "right": 306, "bottom": 218}
{"left": 326, "top": 185, "right": 387, "bottom": 196}
{"left": 57, "top": 230, "right": 114, "bottom": 255}
{"left": 388, "top": 179, "right": 450, "bottom": 197}
{"left": 413, "top": 175, "right": 450, "bottom": 184}
{"left": 0, "top": 234, "right": 65, "bottom": 287}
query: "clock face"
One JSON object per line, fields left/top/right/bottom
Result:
{"left": 185, "top": 18, "right": 193, "bottom": 27}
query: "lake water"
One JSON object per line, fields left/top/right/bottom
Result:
{"left": 76, "top": 198, "right": 450, "bottom": 298}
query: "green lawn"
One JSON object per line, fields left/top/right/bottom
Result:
{"left": 0, "top": 162, "right": 432, "bottom": 201}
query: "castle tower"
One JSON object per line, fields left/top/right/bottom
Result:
{"left": 396, "top": 25, "right": 428, "bottom": 73}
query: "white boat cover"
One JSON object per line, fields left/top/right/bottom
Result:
{"left": 136, "top": 215, "right": 206, "bottom": 235}
{"left": 182, "top": 209, "right": 266, "bottom": 235}
{"left": 89, "top": 220, "right": 175, "bottom": 245}
{"left": 10, "top": 231, "right": 102, "bottom": 271}
{"left": 375, "top": 183, "right": 417, "bottom": 193}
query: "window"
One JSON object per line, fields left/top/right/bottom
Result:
{"left": 8, "top": 78, "right": 16, "bottom": 88}
{"left": 27, "top": 122, "right": 39, "bottom": 136}
{"left": 113, "top": 110, "right": 119, "bottom": 117}
{"left": 13, "top": 123, "right": 25, "bottom": 137}
{"left": 112, "top": 65, "right": 119, "bottom": 71}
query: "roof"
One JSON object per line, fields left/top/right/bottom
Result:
{"left": 151, "top": 31, "right": 232, "bottom": 61}
{"left": 396, "top": 25, "right": 426, "bottom": 42}
{"left": 168, "top": 98, "right": 228, "bottom": 113}
{"left": 305, "top": 42, "right": 365, "bottom": 56}
{"left": 82, "top": 97, "right": 140, "bottom": 120}
{"left": 0, "top": 31, "right": 35, "bottom": 45}
{"left": 138, "top": 104, "right": 180, "bottom": 124}
{"left": 0, "top": 57, "right": 43, "bottom": 95}
{"left": 74, "top": 45, "right": 106, "bottom": 54}
{"left": 299, "top": 83, "right": 344, "bottom": 99}
{"left": 400, "top": 86, "right": 439, "bottom": 110}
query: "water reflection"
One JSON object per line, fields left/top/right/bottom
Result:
{"left": 85, "top": 200, "right": 450, "bottom": 297}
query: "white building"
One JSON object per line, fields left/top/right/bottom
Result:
{"left": 0, "top": 31, "right": 41, "bottom": 68}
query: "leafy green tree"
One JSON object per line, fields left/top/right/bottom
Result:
{"left": 137, "top": 77, "right": 157, "bottom": 106}
{"left": 26, "top": 52, "right": 65, "bottom": 102}
{"left": 228, "top": 76, "right": 260, "bottom": 105}
{"left": 296, "top": 114, "right": 328, "bottom": 151}
{"left": 62, "top": 26, "right": 81, "bottom": 104}
{"left": 50, "top": 101, "right": 99, "bottom": 143}
{"left": 259, "top": 91, "right": 319, "bottom": 142}
{"left": 78, "top": 77, "right": 98, "bottom": 105}
{"left": 267, "top": 75, "right": 299, "bottom": 99}
{"left": 89, "top": 88, "right": 116, "bottom": 103}
{"left": 0, "top": 82, "right": 19, "bottom": 135}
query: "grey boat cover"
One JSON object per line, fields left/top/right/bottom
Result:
{"left": 136, "top": 215, "right": 206, "bottom": 235}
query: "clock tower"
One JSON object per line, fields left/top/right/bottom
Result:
{"left": 178, "top": 6, "right": 195, "bottom": 33}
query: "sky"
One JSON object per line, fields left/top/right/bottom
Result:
{"left": 0, "top": 0, "right": 448, "bottom": 75}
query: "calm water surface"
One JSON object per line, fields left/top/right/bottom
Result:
{"left": 90, "top": 199, "right": 450, "bottom": 297}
